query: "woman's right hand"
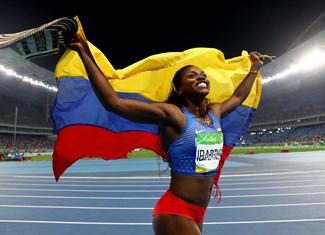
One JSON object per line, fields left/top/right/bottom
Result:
{"left": 66, "top": 34, "right": 93, "bottom": 58}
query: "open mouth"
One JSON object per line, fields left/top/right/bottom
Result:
{"left": 196, "top": 82, "right": 207, "bottom": 88}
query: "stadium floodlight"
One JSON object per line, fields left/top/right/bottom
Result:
{"left": 0, "top": 63, "right": 57, "bottom": 92}
{"left": 297, "top": 47, "right": 325, "bottom": 72}
{"left": 262, "top": 46, "right": 325, "bottom": 84}
{"left": 0, "top": 64, "right": 16, "bottom": 77}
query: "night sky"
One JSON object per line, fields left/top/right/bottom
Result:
{"left": 1, "top": 0, "right": 325, "bottom": 71}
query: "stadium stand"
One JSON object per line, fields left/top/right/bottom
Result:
{"left": 243, "top": 26, "right": 325, "bottom": 147}
{"left": 0, "top": 47, "right": 56, "bottom": 157}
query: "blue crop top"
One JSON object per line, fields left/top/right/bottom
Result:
{"left": 167, "top": 107, "right": 223, "bottom": 176}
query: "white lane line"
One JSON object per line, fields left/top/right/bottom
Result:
{"left": 0, "top": 188, "right": 166, "bottom": 192}
{"left": 204, "top": 218, "right": 325, "bottom": 225}
{"left": 0, "top": 220, "right": 152, "bottom": 225}
{"left": 0, "top": 195, "right": 161, "bottom": 199}
{"left": 0, "top": 204, "right": 153, "bottom": 210}
{"left": 208, "top": 202, "right": 325, "bottom": 209}
{"left": 1, "top": 201, "right": 325, "bottom": 209}
{"left": 1, "top": 177, "right": 325, "bottom": 186}
{"left": 1, "top": 183, "right": 325, "bottom": 191}
{"left": 1, "top": 218, "right": 325, "bottom": 225}
{"left": 1, "top": 191, "right": 325, "bottom": 199}
{"left": 0, "top": 169, "right": 324, "bottom": 179}
{"left": 0, "top": 175, "right": 171, "bottom": 179}
{"left": 0, "top": 183, "right": 169, "bottom": 187}
{"left": 221, "top": 170, "right": 325, "bottom": 177}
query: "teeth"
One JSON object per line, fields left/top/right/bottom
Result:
{"left": 197, "top": 83, "right": 207, "bottom": 87}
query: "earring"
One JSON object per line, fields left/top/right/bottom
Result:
{"left": 179, "top": 91, "right": 182, "bottom": 95}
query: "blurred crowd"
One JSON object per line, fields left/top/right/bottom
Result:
{"left": 1, "top": 70, "right": 325, "bottom": 152}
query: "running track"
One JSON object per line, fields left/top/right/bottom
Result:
{"left": 1, "top": 151, "right": 325, "bottom": 235}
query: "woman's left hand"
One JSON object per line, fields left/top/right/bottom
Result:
{"left": 249, "top": 51, "right": 264, "bottom": 69}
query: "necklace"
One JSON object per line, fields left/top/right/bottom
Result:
{"left": 193, "top": 114, "right": 210, "bottom": 126}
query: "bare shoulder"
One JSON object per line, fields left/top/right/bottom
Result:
{"left": 152, "top": 102, "right": 185, "bottom": 127}
{"left": 152, "top": 102, "right": 183, "bottom": 117}
{"left": 208, "top": 103, "right": 222, "bottom": 120}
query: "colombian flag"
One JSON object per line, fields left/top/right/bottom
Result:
{"left": 51, "top": 16, "right": 262, "bottom": 182}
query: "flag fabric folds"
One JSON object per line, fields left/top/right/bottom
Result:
{"left": 51, "top": 16, "right": 262, "bottom": 181}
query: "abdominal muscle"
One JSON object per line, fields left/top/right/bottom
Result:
{"left": 169, "top": 173, "right": 215, "bottom": 207}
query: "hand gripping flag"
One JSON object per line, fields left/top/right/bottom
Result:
{"left": 0, "top": 16, "right": 262, "bottom": 187}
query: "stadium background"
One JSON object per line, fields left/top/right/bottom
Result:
{"left": 0, "top": 13, "right": 325, "bottom": 160}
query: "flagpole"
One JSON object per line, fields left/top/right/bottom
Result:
{"left": 13, "top": 106, "right": 18, "bottom": 151}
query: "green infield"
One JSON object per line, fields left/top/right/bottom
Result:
{"left": 25, "top": 145, "right": 325, "bottom": 161}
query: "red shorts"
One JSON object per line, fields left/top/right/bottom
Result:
{"left": 153, "top": 189, "right": 207, "bottom": 225}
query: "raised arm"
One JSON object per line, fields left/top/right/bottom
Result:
{"left": 67, "top": 34, "right": 171, "bottom": 124}
{"left": 220, "top": 51, "right": 264, "bottom": 117}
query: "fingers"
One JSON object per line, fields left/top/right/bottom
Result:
{"left": 250, "top": 51, "right": 277, "bottom": 62}
{"left": 249, "top": 51, "right": 263, "bottom": 62}
{"left": 250, "top": 51, "right": 262, "bottom": 58}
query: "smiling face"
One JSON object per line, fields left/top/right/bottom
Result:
{"left": 177, "top": 65, "right": 210, "bottom": 97}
